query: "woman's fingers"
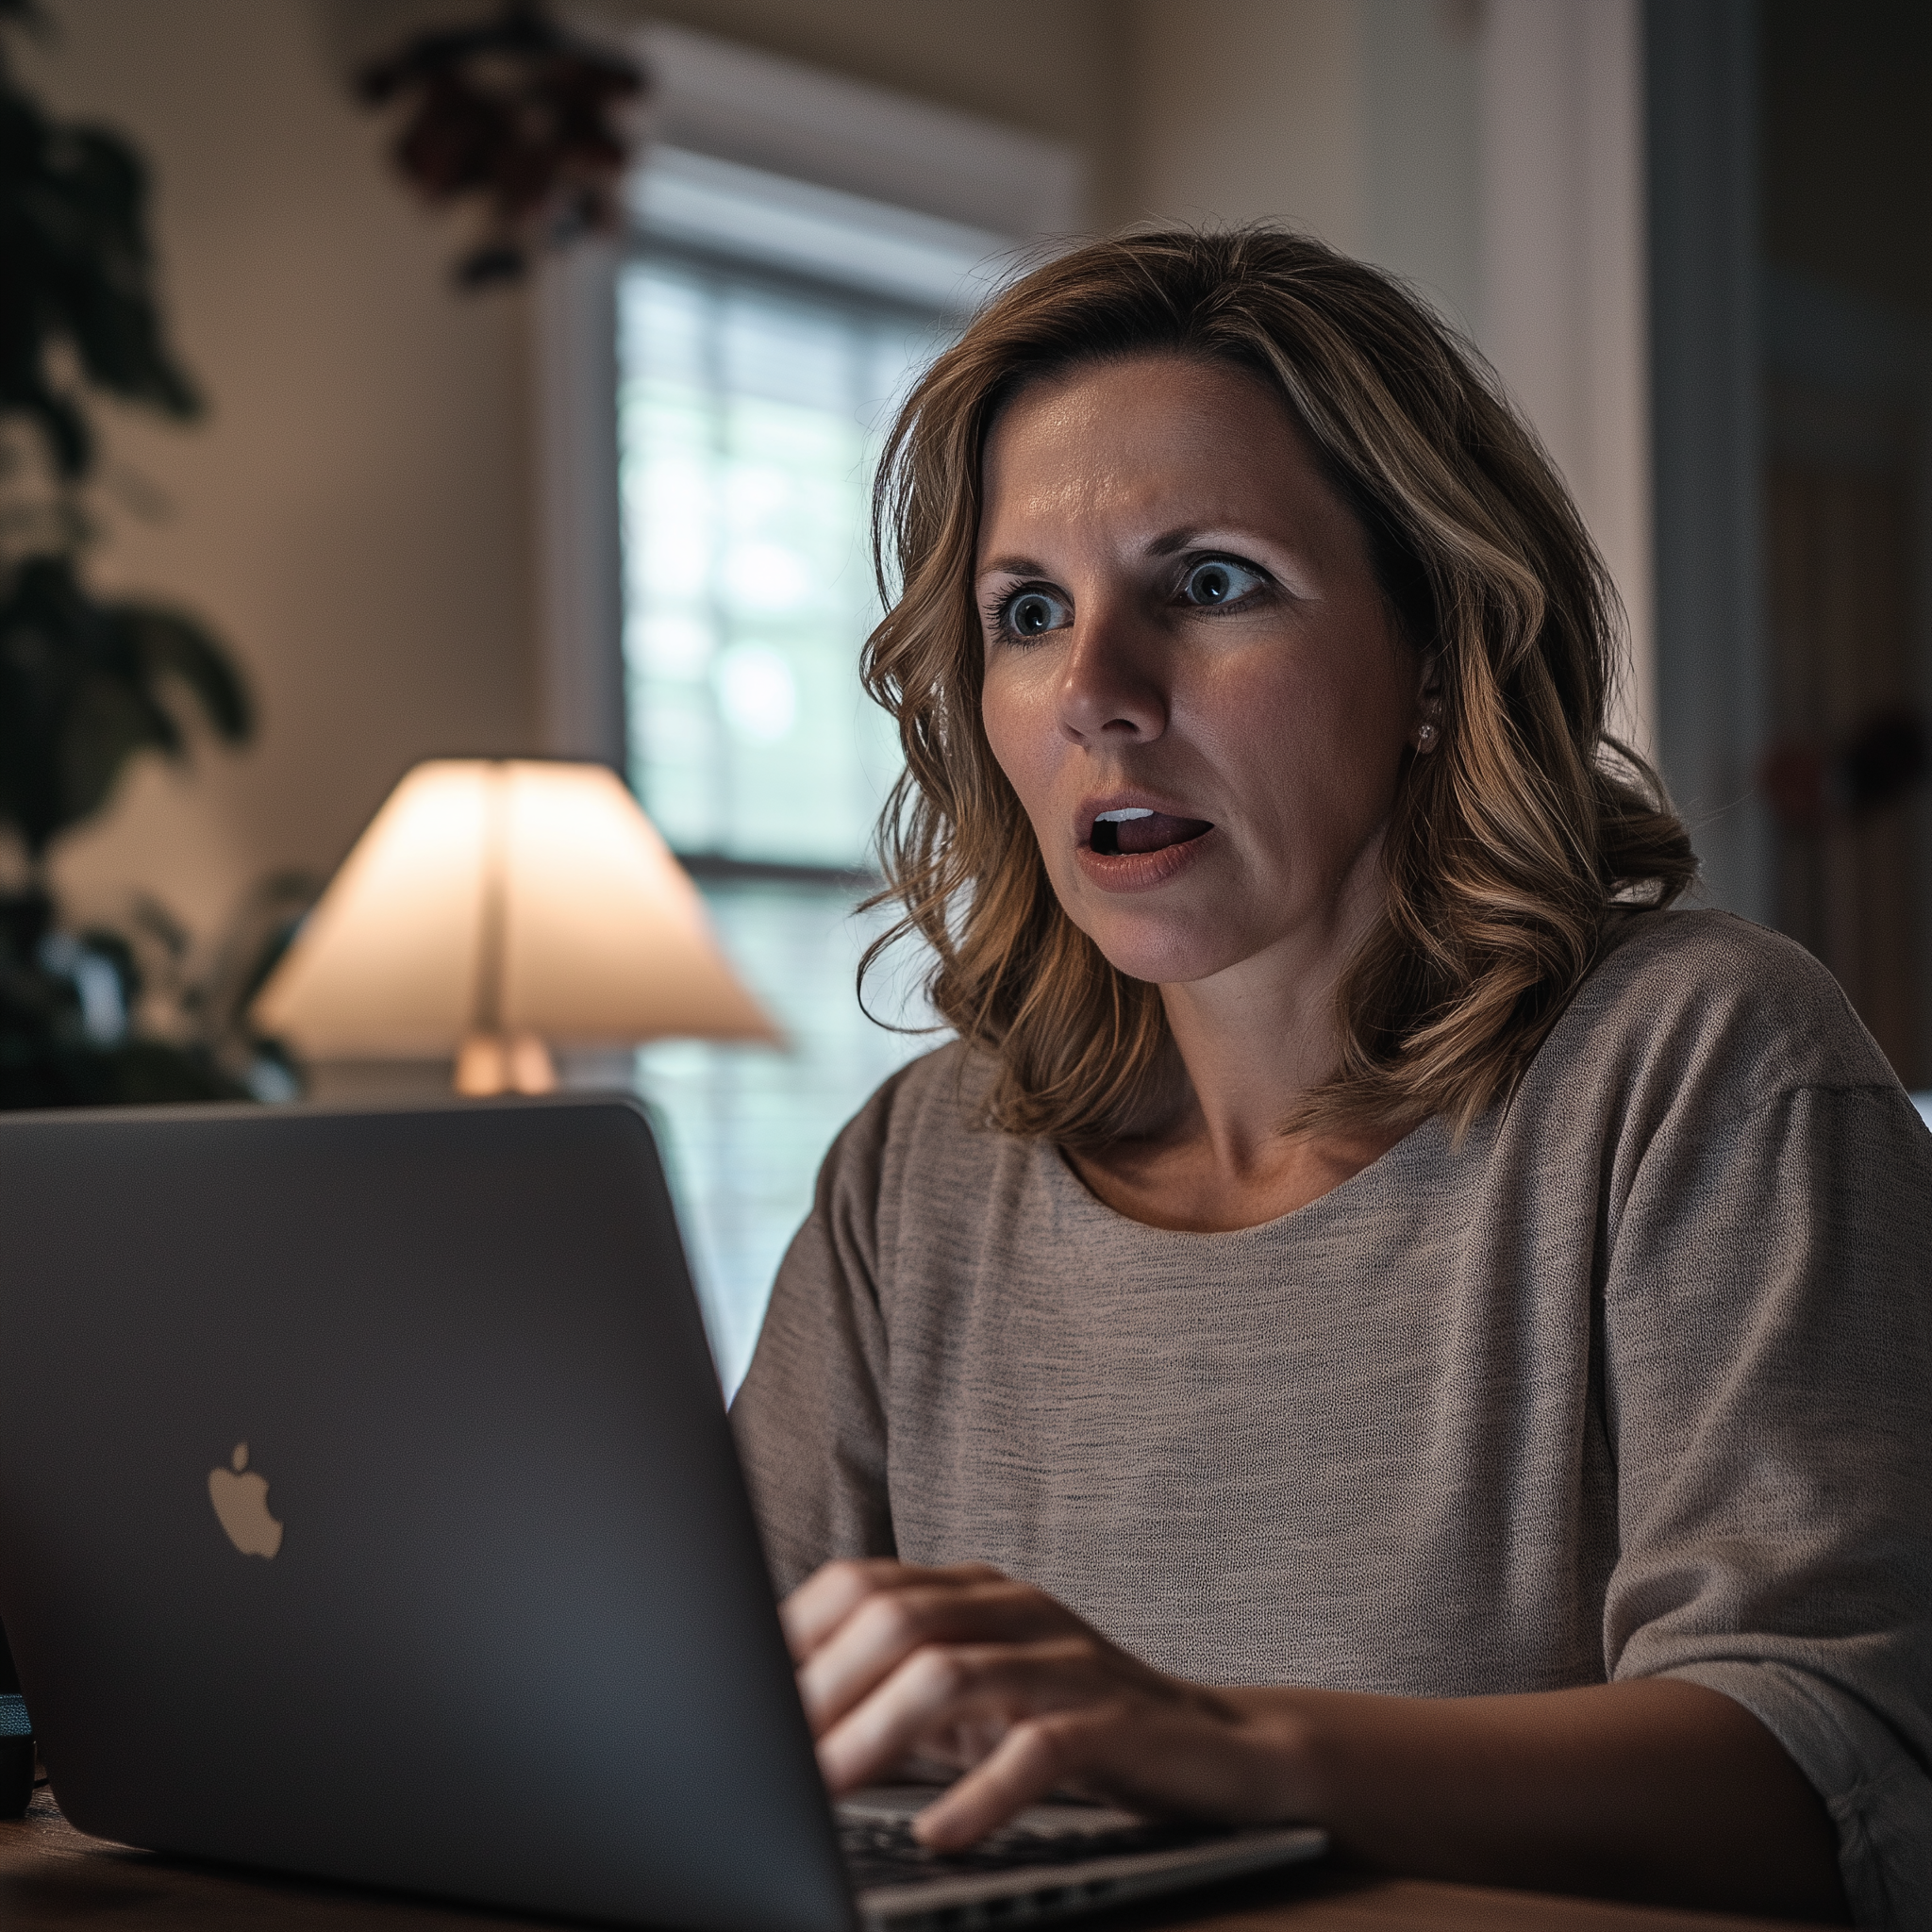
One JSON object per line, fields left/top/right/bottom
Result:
{"left": 781, "top": 1560, "right": 904, "bottom": 1662}
{"left": 778, "top": 1558, "right": 1280, "bottom": 1849}
{"left": 913, "top": 1710, "right": 1105, "bottom": 1850}
{"left": 781, "top": 1558, "right": 1006, "bottom": 1662}
{"left": 800, "top": 1577, "right": 1079, "bottom": 1735}
{"left": 911, "top": 1690, "right": 1300, "bottom": 1850}
{"left": 780, "top": 1558, "right": 1080, "bottom": 1742}
{"left": 815, "top": 1636, "right": 1133, "bottom": 1792}
{"left": 819, "top": 1633, "right": 1300, "bottom": 1844}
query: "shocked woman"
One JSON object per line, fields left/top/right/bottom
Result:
{"left": 729, "top": 229, "right": 1932, "bottom": 1926}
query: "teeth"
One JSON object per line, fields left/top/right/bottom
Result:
{"left": 1094, "top": 808, "right": 1154, "bottom": 823}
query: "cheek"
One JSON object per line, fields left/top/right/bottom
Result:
{"left": 979, "top": 659, "right": 1060, "bottom": 825}
{"left": 1205, "top": 641, "right": 1411, "bottom": 841}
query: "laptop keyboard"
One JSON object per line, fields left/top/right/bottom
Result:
{"left": 839, "top": 1812, "right": 1214, "bottom": 1893}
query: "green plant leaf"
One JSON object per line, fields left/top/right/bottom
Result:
{"left": 0, "top": 554, "right": 251, "bottom": 854}
{"left": 0, "top": 41, "right": 202, "bottom": 482}
{"left": 112, "top": 601, "right": 251, "bottom": 741}
{"left": 56, "top": 670, "right": 175, "bottom": 830}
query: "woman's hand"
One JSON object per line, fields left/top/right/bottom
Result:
{"left": 782, "top": 1557, "right": 1849, "bottom": 1920}
{"left": 779, "top": 1557, "right": 1308, "bottom": 1850}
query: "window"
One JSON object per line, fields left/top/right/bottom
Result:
{"left": 618, "top": 154, "right": 1001, "bottom": 1392}
{"left": 535, "top": 31, "right": 1081, "bottom": 1391}
{"left": 618, "top": 250, "right": 934, "bottom": 867}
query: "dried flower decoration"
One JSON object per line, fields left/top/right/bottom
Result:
{"left": 356, "top": 0, "right": 647, "bottom": 289}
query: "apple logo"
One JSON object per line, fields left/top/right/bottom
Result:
{"left": 208, "top": 1441, "right": 284, "bottom": 1559}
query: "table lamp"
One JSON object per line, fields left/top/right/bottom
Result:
{"left": 252, "top": 758, "right": 780, "bottom": 1093}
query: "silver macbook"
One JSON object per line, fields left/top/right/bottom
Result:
{"left": 0, "top": 1095, "right": 1324, "bottom": 1929}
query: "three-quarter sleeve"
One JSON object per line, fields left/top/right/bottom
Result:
{"left": 1600, "top": 1074, "right": 1932, "bottom": 1928}
{"left": 729, "top": 1082, "right": 899, "bottom": 1596}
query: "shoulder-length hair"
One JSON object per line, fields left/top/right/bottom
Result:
{"left": 860, "top": 227, "right": 1694, "bottom": 1143}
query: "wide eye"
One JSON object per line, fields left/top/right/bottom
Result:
{"left": 1001, "top": 587, "right": 1072, "bottom": 639}
{"left": 1180, "top": 558, "right": 1267, "bottom": 608}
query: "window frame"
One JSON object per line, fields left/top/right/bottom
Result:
{"left": 530, "top": 22, "right": 1082, "bottom": 796}
{"left": 613, "top": 233, "right": 959, "bottom": 884}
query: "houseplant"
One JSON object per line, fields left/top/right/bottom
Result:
{"left": 0, "top": 0, "right": 266, "bottom": 1105}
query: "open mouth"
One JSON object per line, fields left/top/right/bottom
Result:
{"left": 1089, "top": 808, "right": 1215, "bottom": 857}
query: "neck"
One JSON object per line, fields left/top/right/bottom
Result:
{"left": 1159, "top": 837, "right": 1389, "bottom": 1162}
{"left": 1066, "top": 859, "right": 1402, "bottom": 1233}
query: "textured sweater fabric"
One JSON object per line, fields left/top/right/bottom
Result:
{"left": 729, "top": 909, "right": 1932, "bottom": 1926}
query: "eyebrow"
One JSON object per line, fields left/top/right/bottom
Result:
{"left": 1146, "top": 525, "right": 1242, "bottom": 558}
{"left": 977, "top": 526, "right": 1257, "bottom": 582}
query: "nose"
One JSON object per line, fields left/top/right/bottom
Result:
{"left": 1057, "top": 608, "right": 1169, "bottom": 745}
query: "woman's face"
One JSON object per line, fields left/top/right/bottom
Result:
{"left": 976, "top": 353, "right": 1428, "bottom": 993}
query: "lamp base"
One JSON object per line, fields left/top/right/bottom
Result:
{"left": 453, "top": 1031, "right": 558, "bottom": 1096}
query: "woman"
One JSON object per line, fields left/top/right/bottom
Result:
{"left": 729, "top": 229, "right": 1932, "bottom": 1924}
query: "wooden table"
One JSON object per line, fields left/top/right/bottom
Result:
{"left": 0, "top": 1786, "right": 1819, "bottom": 1932}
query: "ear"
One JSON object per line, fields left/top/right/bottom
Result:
{"left": 1411, "top": 655, "right": 1444, "bottom": 753}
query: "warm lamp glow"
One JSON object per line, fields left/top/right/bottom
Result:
{"left": 253, "top": 760, "right": 780, "bottom": 1090}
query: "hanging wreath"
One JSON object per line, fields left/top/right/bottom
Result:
{"left": 356, "top": 0, "right": 647, "bottom": 289}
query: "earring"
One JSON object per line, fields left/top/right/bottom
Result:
{"left": 1416, "top": 721, "right": 1438, "bottom": 750}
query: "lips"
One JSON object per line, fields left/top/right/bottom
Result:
{"left": 1089, "top": 810, "right": 1215, "bottom": 857}
{"left": 1074, "top": 800, "right": 1217, "bottom": 893}
{"left": 1072, "top": 800, "right": 1218, "bottom": 892}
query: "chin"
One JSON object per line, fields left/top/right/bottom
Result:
{"left": 1080, "top": 913, "right": 1256, "bottom": 989}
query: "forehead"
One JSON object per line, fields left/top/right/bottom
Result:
{"left": 976, "top": 354, "right": 1334, "bottom": 548}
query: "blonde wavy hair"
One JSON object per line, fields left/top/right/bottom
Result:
{"left": 860, "top": 227, "right": 1694, "bottom": 1143}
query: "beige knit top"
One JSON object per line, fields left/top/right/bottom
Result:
{"left": 731, "top": 910, "right": 1932, "bottom": 1927}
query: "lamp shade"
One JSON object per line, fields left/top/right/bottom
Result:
{"left": 253, "top": 759, "right": 780, "bottom": 1058}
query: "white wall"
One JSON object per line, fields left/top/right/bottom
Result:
{"left": 1477, "top": 0, "right": 1654, "bottom": 754}
{"left": 1126, "top": 0, "right": 1369, "bottom": 250}
{"left": 1124, "top": 0, "right": 1656, "bottom": 756}
{"left": 24, "top": 0, "right": 537, "bottom": 946}
{"left": 1361, "top": 0, "right": 1483, "bottom": 331}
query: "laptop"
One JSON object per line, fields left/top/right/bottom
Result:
{"left": 0, "top": 1095, "right": 1325, "bottom": 1930}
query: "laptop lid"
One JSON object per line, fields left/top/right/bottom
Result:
{"left": 0, "top": 1095, "right": 852, "bottom": 1932}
